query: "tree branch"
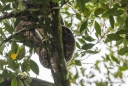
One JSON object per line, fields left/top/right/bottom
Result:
{"left": 0, "top": 28, "right": 26, "bottom": 46}
{"left": 1, "top": 77, "right": 55, "bottom": 86}
{"left": 0, "top": 11, "right": 27, "bottom": 21}
{"left": 31, "top": 77, "right": 55, "bottom": 86}
{"left": 0, "top": 12, "right": 15, "bottom": 21}
{"left": 49, "top": 2, "right": 70, "bottom": 86}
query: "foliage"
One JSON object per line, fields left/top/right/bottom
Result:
{"left": 0, "top": 0, "right": 128, "bottom": 86}
{"left": 61, "top": 0, "right": 128, "bottom": 86}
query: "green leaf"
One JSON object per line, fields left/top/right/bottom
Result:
{"left": 84, "top": 36, "right": 95, "bottom": 42}
{"left": 80, "top": 20, "right": 88, "bottom": 34}
{"left": 80, "top": 67, "right": 86, "bottom": 76}
{"left": 111, "top": 55, "right": 119, "bottom": 64}
{"left": 73, "top": 53, "right": 79, "bottom": 59}
{"left": 23, "top": 41, "right": 35, "bottom": 48}
{"left": 18, "top": 1, "right": 26, "bottom": 11}
{"left": 8, "top": 56, "right": 19, "bottom": 70}
{"left": 105, "top": 54, "right": 110, "bottom": 61}
{"left": 11, "top": 77, "right": 17, "bottom": 86}
{"left": 99, "top": 0, "right": 107, "bottom": 3}
{"left": 61, "top": 0, "right": 66, "bottom": 6}
{"left": 104, "top": 8, "right": 117, "bottom": 15}
{"left": 91, "top": 0, "right": 97, "bottom": 3}
{"left": 101, "top": 3, "right": 109, "bottom": 9}
{"left": 116, "top": 39, "right": 123, "bottom": 46}
{"left": 117, "top": 71, "right": 122, "bottom": 78}
{"left": 76, "top": 13, "right": 82, "bottom": 20}
{"left": 81, "top": 43, "right": 94, "bottom": 50}
{"left": 14, "top": 17, "right": 22, "bottom": 28}
{"left": 118, "top": 47, "right": 128, "bottom": 55}
{"left": 26, "top": 76, "right": 32, "bottom": 83}
{"left": 76, "top": 42, "right": 80, "bottom": 49}
{"left": 0, "top": 77, "right": 4, "bottom": 83}
{"left": 0, "top": 74, "right": 15, "bottom": 78}
{"left": 121, "top": 0, "right": 128, "bottom": 4}
{"left": 109, "top": 15, "right": 114, "bottom": 29}
{"left": 94, "top": 21, "right": 101, "bottom": 35}
{"left": 104, "top": 37, "right": 111, "bottom": 43}
{"left": 0, "top": 69, "right": 15, "bottom": 78}
{"left": 117, "top": 16, "right": 124, "bottom": 28}
{"left": 0, "top": 60, "right": 7, "bottom": 70}
{"left": 109, "top": 0, "right": 113, "bottom": 7}
{"left": 11, "top": 42, "right": 18, "bottom": 53}
{"left": 2, "top": 3, "right": 10, "bottom": 11}
{"left": 67, "top": 23, "right": 72, "bottom": 27}
{"left": 23, "top": 80, "right": 30, "bottom": 86}
{"left": 30, "top": 60, "right": 39, "bottom": 75}
{"left": 0, "top": 28, "right": 2, "bottom": 33}
{"left": 21, "top": 60, "right": 30, "bottom": 72}
{"left": 113, "top": 3, "right": 121, "bottom": 8}
{"left": 13, "top": 33, "right": 27, "bottom": 40}
{"left": 112, "top": 10, "right": 124, "bottom": 16}
{"left": 17, "top": 78, "right": 24, "bottom": 86}
{"left": 77, "top": 38, "right": 86, "bottom": 44}
{"left": 7, "top": 51, "right": 19, "bottom": 70}
{"left": 18, "top": 45, "right": 25, "bottom": 60}
{"left": 107, "top": 34, "right": 122, "bottom": 41}
{"left": 123, "top": 39, "right": 127, "bottom": 46}
{"left": 94, "top": 8, "right": 105, "bottom": 16}
{"left": 74, "top": 72, "right": 79, "bottom": 79}
{"left": 119, "top": 66, "right": 127, "bottom": 71}
{"left": 95, "top": 61, "right": 100, "bottom": 72}
{"left": 76, "top": 0, "right": 85, "bottom": 12}
{"left": 0, "top": 43, "right": 5, "bottom": 54}
{"left": 75, "top": 60, "right": 82, "bottom": 66}
{"left": 89, "top": 74, "right": 95, "bottom": 78}
{"left": 125, "top": 17, "right": 128, "bottom": 29}
{"left": 4, "top": 23, "right": 14, "bottom": 34}
{"left": 116, "top": 30, "right": 128, "bottom": 34}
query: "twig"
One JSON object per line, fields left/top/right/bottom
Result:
{"left": 0, "top": 11, "right": 26, "bottom": 21}
{"left": 0, "top": 28, "right": 26, "bottom": 46}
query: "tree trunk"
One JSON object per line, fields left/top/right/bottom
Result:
{"left": 45, "top": 2, "right": 70, "bottom": 86}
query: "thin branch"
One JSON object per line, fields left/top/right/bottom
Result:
{"left": 0, "top": 11, "right": 26, "bottom": 21}
{"left": 31, "top": 77, "right": 55, "bottom": 86}
{"left": 0, "top": 28, "right": 26, "bottom": 46}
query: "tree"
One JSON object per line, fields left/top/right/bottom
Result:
{"left": 0, "top": 0, "right": 128, "bottom": 86}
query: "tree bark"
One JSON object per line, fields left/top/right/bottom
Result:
{"left": 46, "top": 2, "right": 70, "bottom": 86}
{"left": 0, "top": 77, "right": 55, "bottom": 86}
